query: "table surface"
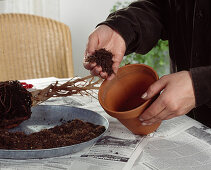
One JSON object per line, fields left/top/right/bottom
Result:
{"left": 0, "top": 77, "right": 210, "bottom": 170}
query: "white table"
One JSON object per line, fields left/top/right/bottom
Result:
{"left": 0, "top": 77, "right": 210, "bottom": 170}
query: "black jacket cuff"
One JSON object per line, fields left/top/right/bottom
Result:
{"left": 190, "top": 66, "right": 211, "bottom": 107}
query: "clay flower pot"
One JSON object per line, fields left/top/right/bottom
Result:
{"left": 98, "top": 64, "right": 161, "bottom": 135}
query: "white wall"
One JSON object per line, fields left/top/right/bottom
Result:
{"left": 60, "top": 0, "right": 131, "bottom": 77}
{"left": 0, "top": 0, "right": 60, "bottom": 21}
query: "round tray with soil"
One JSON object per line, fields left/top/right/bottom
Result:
{"left": 0, "top": 105, "right": 109, "bottom": 159}
{"left": 0, "top": 48, "right": 113, "bottom": 159}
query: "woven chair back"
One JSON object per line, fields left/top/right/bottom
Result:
{"left": 0, "top": 13, "right": 74, "bottom": 81}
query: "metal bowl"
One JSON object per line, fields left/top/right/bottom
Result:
{"left": 0, "top": 105, "right": 109, "bottom": 159}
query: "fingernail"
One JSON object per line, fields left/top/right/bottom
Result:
{"left": 142, "top": 122, "right": 152, "bottom": 126}
{"left": 90, "top": 62, "right": 96, "bottom": 67}
{"left": 86, "top": 52, "right": 91, "bottom": 57}
{"left": 141, "top": 92, "right": 147, "bottom": 99}
{"left": 139, "top": 117, "right": 144, "bottom": 121}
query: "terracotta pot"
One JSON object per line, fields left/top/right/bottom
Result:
{"left": 98, "top": 64, "right": 161, "bottom": 135}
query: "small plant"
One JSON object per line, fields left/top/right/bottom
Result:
{"left": 111, "top": 1, "right": 170, "bottom": 77}
{"left": 0, "top": 76, "right": 102, "bottom": 129}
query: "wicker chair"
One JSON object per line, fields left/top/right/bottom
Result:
{"left": 0, "top": 14, "right": 74, "bottom": 81}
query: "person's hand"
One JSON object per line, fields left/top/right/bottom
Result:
{"left": 83, "top": 25, "right": 126, "bottom": 80}
{"left": 139, "top": 71, "right": 196, "bottom": 125}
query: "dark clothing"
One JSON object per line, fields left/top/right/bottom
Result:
{"left": 99, "top": 0, "right": 211, "bottom": 127}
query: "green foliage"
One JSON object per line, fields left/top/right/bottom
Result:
{"left": 110, "top": 1, "right": 131, "bottom": 13}
{"left": 111, "top": 1, "right": 170, "bottom": 77}
{"left": 120, "top": 40, "right": 170, "bottom": 77}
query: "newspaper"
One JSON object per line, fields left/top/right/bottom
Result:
{"left": 132, "top": 116, "right": 211, "bottom": 170}
{"left": 0, "top": 77, "right": 210, "bottom": 170}
{"left": 70, "top": 122, "right": 148, "bottom": 170}
{"left": 0, "top": 77, "right": 148, "bottom": 170}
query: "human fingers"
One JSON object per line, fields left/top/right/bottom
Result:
{"left": 107, "top": 74, "right": 115, "bottom": 80}
{"left": 141, "top": 89, "right": 192, "bottom": 125}
{"left": 163, "top": 114, "right": 176, "bottom": 120}
{"left": 106, "top": 61, "right": 120, "bottom": 80}
{"left": 139, "top": 78, "right": 168, "bottom": 121}
{"left": 106, "top": 51, "right": 124, "bottom": 80}
{"left": 83, "top": 61, "right": 97, "bottom": 70}
{"left": 141, "top": 108, "right": 172, "bottom": 125}
{"left": 141, "top": 72, "right": 196, "bottom": 125}
{"left": 142, "top": 107, "right": 187, "bottom": 125}
{"left": 141, "top": 76, "right": 167, "bottom": 100}
{"left": 100, "top": 72, "right": 108, "bottom": 79}
{"left": 90, "top": 66, "right": 102, "bottom": 76}
{"left": 139, "top": 94, "right": 166, "bottom": 122}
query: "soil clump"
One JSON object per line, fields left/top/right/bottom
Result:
{"left": 85, "top": 48, "right": 114, "bottom": 76}
{"left": 0, "top": 81, "right": 32, "bottom": 129}
{"left": 0, "top": 119, "right": 105, "bottom": 150}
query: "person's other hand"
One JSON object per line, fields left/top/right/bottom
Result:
{"left": 139, "top": 71, "right": 196, "bottom": 125}
{"left": 83, "top": 25, "right": 126, "bottom": 80}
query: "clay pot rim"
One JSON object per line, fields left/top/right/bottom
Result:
{"left": 98, "top": 64, "right": 159, "bottom": 119}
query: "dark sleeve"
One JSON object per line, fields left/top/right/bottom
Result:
{"left": 190, "top": 66, "right": 211, "bottom": 107}
{"left": 97, "top": 0, "right": 168, "bottom": 55}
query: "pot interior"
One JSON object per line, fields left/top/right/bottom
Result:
{"left": 100, "top": 65, "right": 158, "bottom": 112}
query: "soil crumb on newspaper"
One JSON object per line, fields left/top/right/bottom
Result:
{"left": 0, "top": 119, "right": 105, "bottom": 150}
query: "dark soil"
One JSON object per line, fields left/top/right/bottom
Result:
{"left": 0, "top": 119, "right": 106, "bottom": 150}
{"left": 0, "top": 81, "right": 32, "bottom": 129}
{"left": 85, "top": 48, "right": 114, "bottom": 76}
